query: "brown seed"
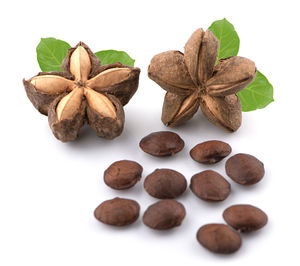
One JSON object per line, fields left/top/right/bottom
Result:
{"left": 190, "top": 170, "right": 231, "bottom": 201}
{"left": 144, "top": 169, "right": 187, "bottom": 199}
{"left": 225, "top": 153, "right": 265, "bottom": 185}
{"left": 190, "top": 140, "right": 231, "bottom": 164}
{"left": 94, "top": 197, "right": 140, "bottom": 226}
{"left": 223, "top": 204, "right": 268, "bottom": 232}
{"left": 139, "top": 131, "right": 184, "bottom": 156}
{"left": 104, "top": 160, "right": 143, "bottom": 190}
{"left": 197, "top": 224, "right": 242, "bottom": 254}
{"left": 143, "top": 200, "right": 186, "bottom": 230}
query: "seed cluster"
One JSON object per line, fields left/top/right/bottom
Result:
{"left": 94, "top": 131, "right": 268, "bottom": 254}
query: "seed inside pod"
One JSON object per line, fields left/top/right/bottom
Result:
{"left": 94, "top": 197, "right": 140, "bottom": 226}
{"left": 190, "top": 140, "right": 232, "bottom": 164}
{"left": 197, "top": 223, "right": 242, "bottom": 254}
{"left": 139, "top": 131, "right": 184, "bottom": 157}
{"left": 143, "top": 199, "right": 186, "bottom": 230}
{"left": 190, "top": 170, "right": 231, "bottom": 201}
{"left": 104, "top": 160, "right": 143, "bottom": 190}
{"left": 223, "top": 204, "right": 268, "bottom": 232}
{"left": 225, "top": 153, "right": 265, "bottom": 185}
{"left": 144, "top": 169, "right": 187, "bottom": 199}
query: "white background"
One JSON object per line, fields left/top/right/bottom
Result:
{"left": 1, "top": 0, "right": 299, "bottom": 265}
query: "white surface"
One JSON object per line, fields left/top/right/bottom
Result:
{"left": 0, "top": 0, "right": 299, "bottom": 265}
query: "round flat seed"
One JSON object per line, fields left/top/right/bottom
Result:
{"left": 190, "top": 170, "right": 231, "bottom": 201}
{"left": 197, "top": 224, "right": 242, "bottom": 254}
{"left": 144, "top": 169, "right": 187, "bottom": 199}
{"left": 104, "top": 160, "right": 143, "bottom": 190}
{"left": 94, "top": 197, "right": 140, "bottom": 226}
{"left": 139, "top": 131, "right": 184, "bottom": 156}
{"left": 190, "top": 140, "right": 231, "bottom": 164}
{"left": 223, "top": 204, "right": 268, "bottom": 232}
{"left": 225, "top": 153, "right": 265, "bottom": 185}
{"left": 143, "top": 199, "right": 186, "bottom": 230}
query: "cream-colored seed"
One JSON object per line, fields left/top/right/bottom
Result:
{"left": 84, "top": 88, "right": 117, "bottom": 119}
{"left": 56, "top": 87, "right": 83, "bottom": 121}
{"left": 30, "top": 75, "right": 72, "bottom": 94}
{"left": 70, "top": 46, "right": 91, "bottom": 82}
{"left": 87, "top": 68, "right": 130, "bottom": 89}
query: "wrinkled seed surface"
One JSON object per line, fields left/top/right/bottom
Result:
{"left": 144, "top": 169, "right": 187, "bottom": 199}
{"left": 104, "top": 160, "right": 143, "bottom": 190}
{"left": 225, "top": 153, "right": 265, "bottom": 185}
{"left": 143, "top": 199, "right": 186, "bottom": 230}
{"left": 190, "top": 140, "right": 231, "bottom": 164}
{"left": 94, "top": 197, "right": 140, "bottom": 226}
{"left": 223, "top": 204, "right": 268, "bottom": 232}
{"left": 139, "top": 131, "right": 184, "bottom": 156}
{"left": 190, "top": 170, "right": 231, "bottom": 201}
{"left": 197, "top": 224, "right": 242, "bottom": 254}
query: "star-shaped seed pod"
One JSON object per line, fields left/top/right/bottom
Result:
{"left": 23, "top": 42, "right": 140, "bottom": 142}
{"left": 148, "top": 28, "right": 256, "bottom": 131}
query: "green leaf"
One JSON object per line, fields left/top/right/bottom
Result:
{"left": 209, "top": 18, "right": 240, "bottom": 61}
{"left": 36, "top": 37, "right": 71, "bottom": 72}
{"left": 238, "top": 71, "right": 274, "bottom": 112}
{"left": 95, "top": 50, "right": 135, "bottom": 66}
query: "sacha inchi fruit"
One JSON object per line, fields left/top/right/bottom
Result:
{"left": 23, "top": 42, "right": 140, "bottom": 142}
{"left": 148, "top": 28, "right": 256, "bottom": 132}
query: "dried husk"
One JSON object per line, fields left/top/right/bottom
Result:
{"left": 23, "top": 71, "right": 73, "bottom": 115}
{"left": 148, "top": 51, "right": 195, "bottom": 95}
{"left": 48, "top": 92, "right": 86, "bottom": 142}
{"left": 162, "top": 92, "right": 199, "bottom": 127}
{"left": 86, "top": 94, "right": 124, "bottom": 139}
{"left": 200, "top": 94, "right": 242, "bottom": 132}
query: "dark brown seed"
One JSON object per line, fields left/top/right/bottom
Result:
{"left": 144, "top": 169, "right": 187, "bottom": 199}
{"left": 94, "top": 197, "right": 140, "bottom": 226}
{"left": 190, "top": 170, "right": 231, "bottom": 201}
{"left": 223, "top": 204, "right": 268, "bottom": 232}
{"left": 104, "top": 160, "right": 143, "bottom": 190}
{"left": 190, "top": 140, "right": 232, "bottom": 164}
{"left": 143, "top": 200, "right": 186, "bottom": 230}
{"left": 225, "top": 153, "right": 265, "bottom": 185}
{"left": 197, "top": 224, "right": 242, "bottom": 254}
{"left": 139, "top": 131, "right": 184, "bottom": 157}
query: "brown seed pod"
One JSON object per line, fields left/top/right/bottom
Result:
{"left": 190, "top": 140, "right": 232, "bottom": 164}
{"left": 104, "top": 160, "right": 143, "bottom": 190}
{"left": 225, "top": 153, "right": 265, "bottom": 185}
{"left": 223, "top": 204, "right": 268, "bottom": 232}
{"left": 94, "top": 197, "right": 140, "bottom": 226}
{"left": 197, "top": 224, "right": 242, "bottom": 254}
{"left": 24, "top": 42, "right": 140, "bottom": 142}
{"left": 144, "top": 169, "right": 187, "bottom": 199}
{"left": 190, "top": 170, "right": 231, "bottom": 201}
{"left": 139, "top": 131, "right": 184, "bottom": 157}
{"left": 143, "top": 200, "right": 186, "bottom": 230}
{"left": 148, "top": 28, "right": 256, "bottom": 131}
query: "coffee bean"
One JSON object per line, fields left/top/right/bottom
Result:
{"left": 139, "top": 131, "right": 184, "bottom": 157}
{"left": 223, "top": 204, "right": 268, "bottom": 232}
{"left": 144, "top": 169, "right": 187, "bottom": 199}
{"left": 190, "top": 140, "right": 231, "bottom": 164}
{"left": 197, "top": 224, "right": 242, "bottom": 254}
{"left": 225, "top": 153, "right": 265, "bottom": 185}
{"left": 94, "top": 197, "right": 140, "bottom": 226}
{"left": 143, "top": 199, "right": 186, "bottom": 230}
{"left": 104, "top": 160, "right": 143, "bottom": 190}
{"left": 190, "top": 170, "right": 231, "bottom": 201}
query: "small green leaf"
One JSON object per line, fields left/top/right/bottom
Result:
{"left": 238, "top": 71, "right": 274, "bottom": 112}
{"left": 95, "top": 50, "right": 135, "bottom": 66}
{"left": 209, "top": 18, "right": 240, "bottom": 61}
{"left": 36, "top": 38, "right": 71, "bottom": 72}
